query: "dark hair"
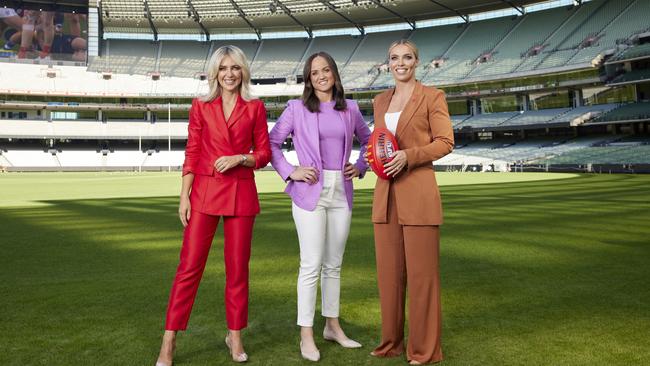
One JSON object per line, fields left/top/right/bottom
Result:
{"left": 302, "top": 52, "right": 347, "bottom": 113}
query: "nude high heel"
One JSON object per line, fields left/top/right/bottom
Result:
{"left": 225, "top": 334, "right": 248, "bottom": 363}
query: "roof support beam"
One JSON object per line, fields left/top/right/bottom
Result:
{"left": 97, "top": 0, "right": 104, "bottom": 41}
{"left": 427, "top": 0, "right": 469, "bottom": 23}
{"left": 187, "top": 0, "right": 210, "bottom": 41}
{"left": 143, "top": 0, "right": 158, "bottom": 41}
{"left": 228, "top": 0, "right": 262, "bottom": 40}
{"left": 271, "top": 0, "right": 312, "bottom": 38}
{"left": 499, "top": 0, "right": 525, "bottom": 15}
{"left": 368, "top": 0, "right": 416, "bottom": 30}
{"left": 317, "top": 0, "right": 365, "bottom": 35}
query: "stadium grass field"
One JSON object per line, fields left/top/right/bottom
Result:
{"left": 1, "top": 172, "right": 649, "bottom": 365}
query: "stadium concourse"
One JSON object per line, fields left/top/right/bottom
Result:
{"left": 0, "top": 0, "right": 649, "bottom": 173}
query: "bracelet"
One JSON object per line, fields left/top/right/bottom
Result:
{"left": 240, "top": 154, "right": 247, "bottom": 164}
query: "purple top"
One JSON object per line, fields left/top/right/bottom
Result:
{"left": 318, "top": 101, "right": 346, "bottom": 170}
{"left": 269, "top": 99, "right": 372, "bottom": 211}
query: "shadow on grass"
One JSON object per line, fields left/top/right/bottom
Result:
{"left": 0, "top": 174, "right": 649, "bottom": 365}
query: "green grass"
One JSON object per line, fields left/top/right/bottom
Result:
{"left": 0, "top": 172, "right": 648, "bottom": 365}
{"left": 0, "top": 171, "right": 578, "bottom": 207}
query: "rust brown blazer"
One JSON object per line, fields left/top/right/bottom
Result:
{"left": 372, "top": 81, "right": 454, "bottom": 225}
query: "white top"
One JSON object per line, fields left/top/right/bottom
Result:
{"left": 384, "top": 111, "right": 401, "bottom": 135}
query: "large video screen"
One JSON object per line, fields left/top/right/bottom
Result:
{"left": 0, "top": 8, "right": 87, "bottom": 63}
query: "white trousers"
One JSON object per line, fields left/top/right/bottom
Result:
{"left": 292, "top": 170, "right": 352, "bottom": 327}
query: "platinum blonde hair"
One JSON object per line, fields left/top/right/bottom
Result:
{"left": 202, "top": 45, "right": 253, "bottom": 102}
{"left": 388, "top": 39, "right": 420, "bottom": 61}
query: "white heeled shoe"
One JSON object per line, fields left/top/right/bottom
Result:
{"left": 323, "top": 328, "right": 362, "bottom": 348}
{"left": 155, "top": 362, "right": 171, "bottom": 366}
{"left": 300, "top": 341, "right": 321, "bottom": 362}
{"left": 225, "top": 334, "right": 248, "bottom": 363}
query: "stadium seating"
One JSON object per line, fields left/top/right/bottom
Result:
{"left": 592, "top": 102, "right": 650, "bottom": 122}
{"left": 425, "top": 17, "right": 519, "bottom": 83}
{"left": 469, "top": 7, "right": 572, "bottom": 78}
{"left": 454, "top": 112, "right": 520, "bottom": 129}
{"left": 451, "top": 115, "right": 471, "bottom": 128}
{"left": 85, "top": 0, "right": 650, "bottom": 87}
{"left": 0, "top": 63, "right": 304, "bottom": 96}
{"left": 296, "top": 35, "right": 360, "bottom": 74}
{"left": 567, "top": 0, "right": 650, "bottom": 65}
{"left": 158, "top": 41, "right": 211, "bottom": 78}
{"left": 499, "top": 108, "right": 572, "bottom": 127}
{"left": 341, "top": 30, "right": 409, "bottom": 89}
{"left": 449, "top": 103, "right": 624, "bottom": 130}
{"left": 251, "top": 38, "right": 311, "bottom": 78}
{"left": 610, "top": 43, "right": 650, "bottom": 62}
{"left": 544, "top": 144, "right": 650, "bottom": 164}
{"left": 0, "top": 119, "right": 189, "bottom": 139}
{"left": 548, "top": 104, "right": 619, "bottom": 123}
{"left": 439, "top": 135, "right": 618, "bottom": 167}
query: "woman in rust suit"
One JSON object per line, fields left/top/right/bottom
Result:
{"left": 369, "top": 40, "right": 454, "bottom": 364}
{"left": 156, "top": 45, "right": 271, "bottom": 365}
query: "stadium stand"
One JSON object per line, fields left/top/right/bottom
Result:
{"left": 82, "top": 0, "right": 650, "bottom": 87}
{"left": 251, "top": 38, "right": 311, "bottom": 79}
{"left": 2, "top": 0, "right": 648, "bottom": 173}
{"left": 157, "top": 41, "right": 211, "bottom": 78}
{"left": 543, "top": 143, "right": 650, "bottom": 164}
{"left": 296, "top": 35, "right": 360, "bottom": 74}
{"left": 454, "top": 112, "right": 520, "bottom": 129}
{"left": 0, "top": 120, "right": 189, "bottom": 139}
{"left": 566, "top": 0, "right": 649, "bottom": 65}
{"left": 499, "top": 108, "right": 572, "bottom": 127}
{"left": 468, "top": 7, "right": 572, "bottom": 78}
{"left": 439, "top": 135, "right": 619, "bottom": 167}
{"left": 548, "top": 104, "right": 619, "bottom": 124}
{"left": 340, "top": 30, "right": 410, "bottom": 89}
{"left": 591, "top": 102, "right": 650, "bottom": 122}
{"left": 425, "top": 17, "right": 520, "bottom": 83}
{"left": 610, "top": 43, "right": 650, "bottom": 62}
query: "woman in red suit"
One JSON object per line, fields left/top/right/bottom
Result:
{"left": 156, "top": 45, "right": 271, "bottom": 365}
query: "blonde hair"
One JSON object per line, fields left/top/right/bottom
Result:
{"left": 202, "top": 45, "right": 253, "bottom": 102}
{"left": 387, "top": 39, "right": 419, "bottom": 61}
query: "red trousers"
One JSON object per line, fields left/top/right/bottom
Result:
{"left": 165, "top": 210, "right": 255, "bottom": 331}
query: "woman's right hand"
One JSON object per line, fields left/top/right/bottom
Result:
{"left": 289, "top": 166, "right": 319, "bottom": 184}
{"left": 179, "top": 195, "right": 191, "bottom": 227}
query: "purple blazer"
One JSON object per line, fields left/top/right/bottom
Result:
{"left": 269, "top": 99, "right": 371, "bottom": 211}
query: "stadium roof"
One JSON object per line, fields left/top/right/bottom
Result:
{"left": 97, "top": 0, "right": 555, "bottom": 37}
{"left": 2, "top": 0, "right": 88, "bottom": 13}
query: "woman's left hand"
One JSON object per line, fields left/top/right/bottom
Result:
{"left": 214, "top": 155, "right": 242, "bottom": 173}
{"left": 383, "top": 150, "right": 407, "bottom": 177}
{"left": 344, "top": 162, "right": 360, "bottom": 180}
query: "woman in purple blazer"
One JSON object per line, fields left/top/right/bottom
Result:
{"left": 269, "top": 52, "right": 371, "bottom": 362}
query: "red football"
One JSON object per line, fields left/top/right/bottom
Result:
{"left": 367, "top": 128, "right": 399, "bottom": 180}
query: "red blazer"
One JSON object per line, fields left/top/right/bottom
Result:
{"left": 183, "top": 95, "right": 271, "bottom": 216}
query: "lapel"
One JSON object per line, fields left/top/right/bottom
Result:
{"left": 226, "top": 94, "right": 247, "bottom": 129}
{"left": 308, "top": 106, "right": 321, "bottom": 168}
{"left": 396, "top": 81, "right": 425, "bottom": 137}
{"left": 208, "top": 97, "right": 232, "bottom": 147}
{"left": 341, "top": 108, "right": 351, "bottom": 167}
{"left": 374, "top": 90, "right": 393, "bottom": 130}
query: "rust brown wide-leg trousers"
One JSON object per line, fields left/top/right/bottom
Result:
{"left": 373, "top": 185, "right": 443, "bottom": 364}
